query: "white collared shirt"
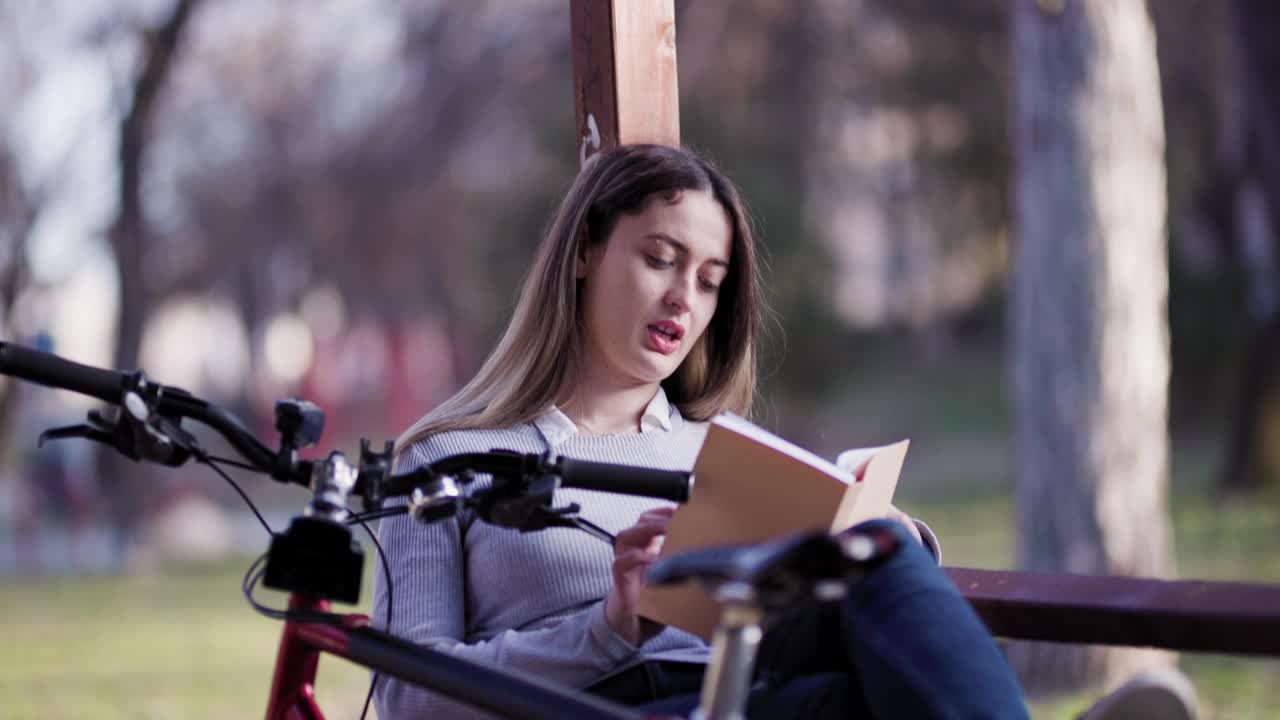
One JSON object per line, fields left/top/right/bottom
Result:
{"left": 533, "top": 386, "right": 674, "bottom": 448}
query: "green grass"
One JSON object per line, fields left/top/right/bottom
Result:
{"left": 0, "top": 558, "right": 375, "bottom": 719}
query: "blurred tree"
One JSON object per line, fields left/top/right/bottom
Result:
{"left": 1148, "top": 0, "right": 1242, "bottom": 451}
{"left": 676, "top": 0, "right": 1012, "bottom": 437}
{"left": 1009, "top": 0, "right": 1176, "bottom": 693}
{"left": 1215, "top": 0, "right": 1280, "bottom": 492}
{"left": 111, "top": 0, "right": 200, "bottom": 376}
{"left": 103, "top": 0, "right": 200, "bottom": 550}
{"left": 1148, "top": 0, "right": 1280, "bottom": 492}
{"left": 0, "top": 3, "right": 51, "bottom": 464}
{"left": 133, "top": 0, "right": 576, "bottom": 454}
{"left": 0, "top": 147, "right": 36, "bottom": 447}
{"left": 167, "top": 1, "right": 568, "bottom": 357}
{"left": 676, "top": 0, "right": 832, "bottom": 425}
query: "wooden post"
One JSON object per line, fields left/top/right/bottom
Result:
{"left": 570, "top": 0, "right": 679, "bottom": 166}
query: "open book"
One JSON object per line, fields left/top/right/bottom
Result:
{"left": 637, "top": 412, "right": 910, "bottom": 639}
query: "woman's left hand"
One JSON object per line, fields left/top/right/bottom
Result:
{"left": 885, "top": 504, "right": 924, "bottom": 545}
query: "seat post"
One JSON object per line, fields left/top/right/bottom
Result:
{"left": 693, "top": 582, "right": 765, "bottom": 720}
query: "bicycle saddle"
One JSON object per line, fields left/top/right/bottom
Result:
{"left": 647, "top": 526, "right": 902, "bottom": 610}
{"left": 648, "top": 530, "right": 852, "bottom": 610}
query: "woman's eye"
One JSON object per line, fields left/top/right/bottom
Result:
{"left": 645, "top": 254, "right": 674, "bottom": 269}
{"left": 698, "top": 277, "right": 720, "bottom": 292}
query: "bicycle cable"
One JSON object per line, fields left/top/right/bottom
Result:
{"left": 234, "top": 515, "right": 395, "bottom": 720}
{"left": 199, "top": 452, "right": 275, "bottom": 536}
{"left": 208, "top": 441, "right": 399, "bottom": 720}
{"left": 198, "top": 453, "right": 347, "bottom": 626}
{"left": 351, "top": 515, "right": 393, "bottom": 720}
{"left": 203, "top": 453, "right": 263, "bottom": 473}
{"left": 241, "top": 552, "right": 349, "bottom": 624}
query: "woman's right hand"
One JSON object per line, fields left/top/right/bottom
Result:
{"left": 604, "top": 506, "right": 674, "bottom": 646}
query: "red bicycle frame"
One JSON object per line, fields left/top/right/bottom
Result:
{"left": 263, "top": 595, "right": 665, "bottom": 720}
{"left": 265, "top": 595, "right": 350, "bottom": 719}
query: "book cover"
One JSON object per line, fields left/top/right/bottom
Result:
{"left": 637, "top": 412, "right": 909, "bottom": 639}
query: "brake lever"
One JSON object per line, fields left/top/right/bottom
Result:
{"left": 467, "top": 470, "right": 620, "bottom": 544}
{"left": 44, "top": 408, "right": 130, "bottom": 455}
{"left": 38, "top": 419, "right": 118, "bottom": 450}
{"left": 514, "top": 502, "right": 583, "bottom": 533}
{"left": 480, "top": 496, "right": 618, "bottom": 545}
{"left": 38, "top": 392, "right": 200, "bottom": 467}
{"left": 470, "top": 473, "right": 553, "bottom": 530}
{"left": 550, "top": 510, "right": 617, "bottom": 545}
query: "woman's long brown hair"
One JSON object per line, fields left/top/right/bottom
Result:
{"left": 395, "top": 144, "right": 763, "bottom": 454}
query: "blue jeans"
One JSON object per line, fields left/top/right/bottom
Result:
{"left": 593, "top": 519, "right": 1028, "bottom": 719}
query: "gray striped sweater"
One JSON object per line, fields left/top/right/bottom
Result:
{"left": 371, "top": 412, "right": 710, "bottom": 719}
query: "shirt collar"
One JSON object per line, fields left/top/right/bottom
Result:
{"left": 640, "top": 387, "right": 674, "bottom": 433}
{"left": 533, "top": 387, "right": 674, "bottom": 447}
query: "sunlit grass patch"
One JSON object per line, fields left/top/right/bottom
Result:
{"left": 0, "top": 557, "right": 376, "bottom": 719}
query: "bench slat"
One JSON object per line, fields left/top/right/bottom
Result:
{"left": 946, "top": 568, "right": 1280, "bottom": 656}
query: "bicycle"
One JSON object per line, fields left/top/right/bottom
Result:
{"left": 0, "top": 341, "right": 896, "bottom": 720}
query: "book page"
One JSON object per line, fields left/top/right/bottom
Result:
{"left": 831, "top": 439, "right": 909, "bottom": 531}
{"left": 835, "top": 446, "right": 880, "bottom": 479}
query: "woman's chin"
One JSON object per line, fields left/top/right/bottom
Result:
{"left": 621, "top": 358, "right": 679, "bottom": 385}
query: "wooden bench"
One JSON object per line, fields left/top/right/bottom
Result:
{"left": 947, "top": 568, "right": 1280, "bottom": 656}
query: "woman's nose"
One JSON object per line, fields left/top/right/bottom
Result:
{"left": 664, "top": 275, "right": 693, "bottom": 311}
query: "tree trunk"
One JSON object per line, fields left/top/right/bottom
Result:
{"left": 100, "top": 0, "right": 199, "bottom": 561}
{"left": 1009, "top": 0, "right": 1176, "bottom": 693}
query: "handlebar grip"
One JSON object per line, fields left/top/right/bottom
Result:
{"left": 0, "top": 342, "right": 128, "bottom": 403}
{"left": 555, "top": 458, "right": 691, "bottom": 502}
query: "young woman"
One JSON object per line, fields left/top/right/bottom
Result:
{"left": 372, "top": 144, "right": 1025, "bottom": 719}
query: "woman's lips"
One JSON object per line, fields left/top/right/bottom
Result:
{"left": 647, "top": 326, "right": 680, "bottom": 354}
{"left": 647, "top": 321, "right": 683, "bottom": 355}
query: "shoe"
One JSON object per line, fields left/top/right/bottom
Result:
{"left": 1077, "top": 668, "right": 1199, "bottom": 720}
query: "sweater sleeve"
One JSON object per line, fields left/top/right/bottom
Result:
{"left": 371, "top": 440, "right": 641, "bottom": 719}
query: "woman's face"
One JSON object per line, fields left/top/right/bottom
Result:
{"left": 577, "top": 189, "right": 733, "bottom": 390}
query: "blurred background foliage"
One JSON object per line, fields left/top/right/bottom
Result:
{"left": 0, "top": 0, "right": 1277, "bottom": 718}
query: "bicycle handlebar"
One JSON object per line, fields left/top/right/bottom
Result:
{"left": 0, "top": 341, "right": 693, "bottom": 505}
{"left": 0, "top": 341, "right": 129, "bottom": 403}
{"left": 388, "top": 452, "right": 690, "bottom": 503}
{"left": 2, "top": 340, "right": 699, "bottom": 719}
{"left": 557, "top": 457, "right": 691, "bottom": 502}
{"left": 1, "top": 341, "right": 284, "bottom": 473}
